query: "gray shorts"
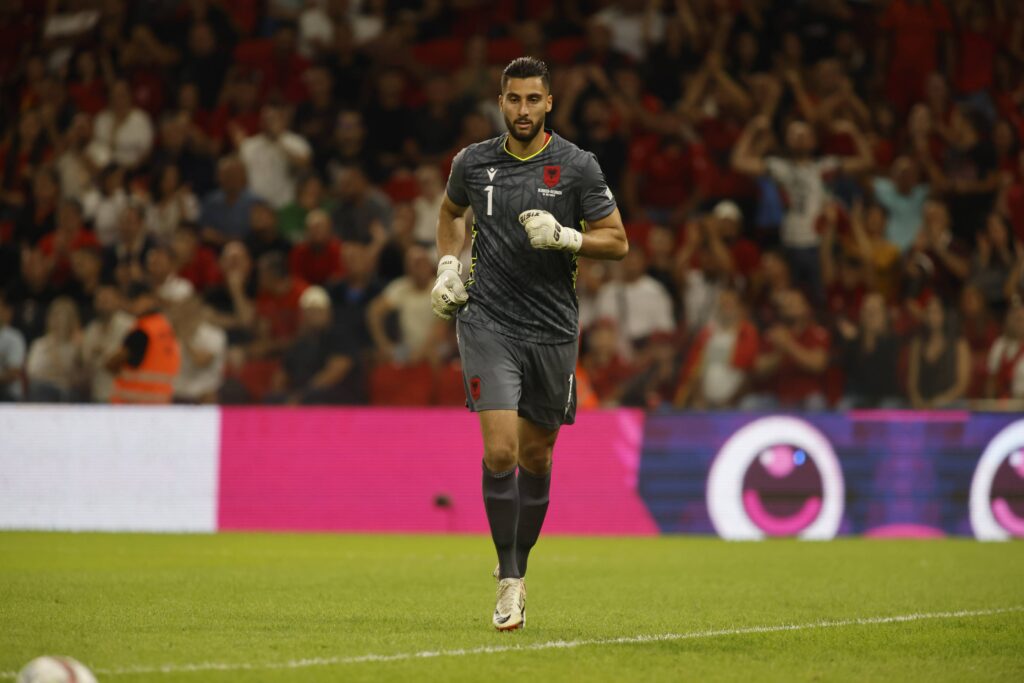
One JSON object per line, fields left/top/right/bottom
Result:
{"left": 456, "top": 319, "right": 577, "bottom": 430}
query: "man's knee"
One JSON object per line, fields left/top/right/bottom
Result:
{"left": 518, "top": 442, "right": 552, "bottom": 475}
{"left": 484, "top": 440, "right": 518, "bottom": 473}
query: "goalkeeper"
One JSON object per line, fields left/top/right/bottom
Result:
{"left": 432, "top": 57, "right": 628, "bottom": 631}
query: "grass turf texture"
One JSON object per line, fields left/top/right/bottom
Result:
{"left": 1, "top": 534, "right": 1022, "bottom": 682}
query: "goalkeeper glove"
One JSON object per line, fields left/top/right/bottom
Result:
{"left": 430, "top": 255, "right": 468, "bottom": 320}
{"left": 519, "top": 209, "right": 582, "bottom": 253}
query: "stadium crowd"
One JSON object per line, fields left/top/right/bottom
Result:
{"left": 1, "top": 0, "right": 1023, "bottom": 410}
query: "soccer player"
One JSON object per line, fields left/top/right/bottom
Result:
{"left": 431, "top": 57, "right": 628, "bottom": 631}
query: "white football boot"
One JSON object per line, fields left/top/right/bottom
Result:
{"left": 493, "top": 577, "right": 526, "bottom": 631}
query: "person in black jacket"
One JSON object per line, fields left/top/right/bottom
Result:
{"left": 837, "top": 292, "right": 903, "bottom": 408}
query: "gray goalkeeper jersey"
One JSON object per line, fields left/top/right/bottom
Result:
{"left": 446, "top": 130, "right": 617, "bottom": 344}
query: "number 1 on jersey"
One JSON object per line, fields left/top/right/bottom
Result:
{"left": 485, "top": 185, "right": 493, "bottom": 216}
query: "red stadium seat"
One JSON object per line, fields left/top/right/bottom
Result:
{"left": 486, "top": 37, "right": 523, "bottom": 65}
{"left": 433, "top": 362, "right": 467, "bottom": 406}
{"left": 413, "top": 38, "right": 466, "bottom": 71}
{"left": 370, "top": 362, "right": 435, "bottom": 406}
{"left": 546, "top": 36, "right": 585, "bottom": 65}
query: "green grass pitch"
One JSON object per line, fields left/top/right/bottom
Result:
{"left": 1, "top": 533, "right": 1022, "bottom": 682}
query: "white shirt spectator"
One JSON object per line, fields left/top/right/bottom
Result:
{"left": 700, "top": 324, "right": 746, "bottom": 406}
{"left": 987, "top": 336, "right": 1024, "bottom": 399}
{"left": 81, "top": 310, "right": 134, "bottom": 402}
{"left": 382, "top": 276, "right": 435, "bottom": 356}
{"left": 56, "top": 142, "right": 110, "bottom": 201}
{"left": 413, "top": 192, "right": 444, "bottom": 244}
{"left": 147, "top": 192, "right": 199, "bottom": 244}
{"left": 298, "top": 3, "right": 334, "bottom": 57}
{"left": 174, "top": 321, "right": 227, "bottom": 402}
{"left": 82, "top": 187, "right": 128, "bottom": 247}
{"left": 595, "top": 275, "right": 675, "bottom": 347}
{"left": 765, "top": 156, "right": 841, "bottom": 248}
{"left": 26, "top": 335, "right": 80, "bottom": 394}
{"left": 593, "top": 6, "right": 664, "bottom": 61}
{"left": 682, "top": 269, "right": 720, "bottom": 333}
{"left": 92, "top": 108, "right": 154, "bottom": 168}
{"left": 0, "top": 324, "right": 26, "bottom": 400}
{"left": 239, "top": 132, "right": 312, "bottom": 208}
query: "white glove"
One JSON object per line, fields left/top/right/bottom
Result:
{"left": 519, "top": 209, "right": 583, "bottom": 253}
{"left": 430, "top": 255, "right": 468, "bottom": 320}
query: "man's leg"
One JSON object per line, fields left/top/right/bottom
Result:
{"left": 479, "top": 410, "right": 521, "bottom": 580}
{"left": 515, "top": 418, "right": 558, "bottom": 577}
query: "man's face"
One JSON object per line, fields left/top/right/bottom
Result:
{"left": 302, "top": 305, "right": 331, "bottom": 331}
{"left": 499, "top": 77, "right": 551, "bottom": 143}
{"left": 786, "top": 121, "right": 815, "bottom": 156}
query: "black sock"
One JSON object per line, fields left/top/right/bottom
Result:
{"left": 482, "top": 461, "right": 519, "bottom": 579}
{"left": 515, "top": 466, "right": 551, "bottom": 577}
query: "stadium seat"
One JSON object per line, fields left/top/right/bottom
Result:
{"left": 433, "top": 363, "right": 466, "bottom": 406}
{"left": 369, "top": 362, "right": 435, "bottom": 406}
{"left": 413, "top": 38, "right": 466, "bottom": 71}
{"left": 546, "top": 36, "right": 585, "bottom": 64}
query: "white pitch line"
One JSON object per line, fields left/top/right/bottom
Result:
{"left": 2, "top": 606, "right": 1020, "bottom": 679}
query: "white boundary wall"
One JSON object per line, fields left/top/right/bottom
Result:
{"left": 0, "top": 406, "right": 219, "bottom": 532}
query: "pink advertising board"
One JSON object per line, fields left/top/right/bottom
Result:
{"left": 218, "top": 408, "right": 658, "bottom": 535}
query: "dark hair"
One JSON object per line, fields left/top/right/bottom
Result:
{"left": 501, "top": 56, "right": 550, "bottom": 92}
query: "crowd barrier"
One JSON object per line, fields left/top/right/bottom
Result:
{"left": 1, "top": 406, "right": 1021, "bottom": 540}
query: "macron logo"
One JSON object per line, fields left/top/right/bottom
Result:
{"left": 487, "top": 168, "right": 497, "bottom": 181}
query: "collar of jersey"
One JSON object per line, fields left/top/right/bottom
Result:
{"left": 502, "top": 130, "right": 552, "bottom": 161}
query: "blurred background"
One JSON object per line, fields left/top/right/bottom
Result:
{"left": 0, "top": 0, "right": 1023, "bottom": 413}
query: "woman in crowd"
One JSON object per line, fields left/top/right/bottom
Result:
{"left": 906, "top": 296, "right": 971, "bottom": 409}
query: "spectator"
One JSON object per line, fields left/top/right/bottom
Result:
{"left": 0, "top": 108, "right": 54, "bottom": 207}
{"left": 25, "top": 297, "right": 83, "bottom": 402}
{"left": 836, "top": 292, "right": 903, "bottom": 409}
{"left": 15, "top": 167, "right": 60, "bottom": 246}
{"left": 169, "top": 295, "right": 227, "bottom": 404}
{"left": 411, "top": 74, "right": 463, "bottom": 165}
{"left": 849, "top": 200, "right": 901, "bottom": 302}
{"left": 205, "top": 241, "right": 257, "bottom": 347}
{"left": 245, "top": 200, "right": 292, "bottom": 264}
{"left": 104, "top": 202, "right": 155, "bottom": 294}
{"left": 290, "top": 209, "right": 344, "bottom": 286}
{"left": 278, "top": 173, "right": 334, "bottom": 243}
{"left": 674, "top": 287, "right": 759, "bottom": 409}
{"left": 363, "top": 68, "right": 414, "bottom": 179}
{"left": 872, "top": 156, "right": 929, "bottom": 251}
{"left": 199, "top": 155, "right": 257, "bottom": 244}
{"left": 324, "top": 110, "right": 377, "bottom": 182}
{"left": 253, "top": 251, "right": 308, "bottom": 355}
{"left": 270, "top": 285, "right": 362, "bottom": 404}
{"left": 411, "top": 164, "right": 446, "bottom": 244}
{"left": 294, "top": 66, "right": 340, "bottom": 174}
{"left": 235, "top": 104, "right": 312, "bottom": 209}
{"left": 367, "top": 246, "right": 439, "bottom": 365}
{"left": 970, "top": 213, "right": 1016, "bottom": 313}
{"left": 580, "top": 319, "right": 633, "bottom": 407}
{"left": 146, "top": 164, "right": 200, "bottom": 244}
{"left": 939, "top": 105, "right": 1000, "bottom": 241}
{"left": 327, "top": 241, "right": 384, "bottom": 352}
{"left": 146, "top": 244, "right": 195, "bottom": 305}
{"left": 82, "top": 164, "right": 128, "bottom": 247}
{"left": 80, "top": 284, "right": 134, "bottom": 403}
{"left": 878, "top": 0, "right": 953, "bottom": 113}
{"left": 904, "top": 199, "right": 970, "bottom": 307}
{"left": 959, "top": 283, "right": 1000, "bottom": 399}
{"left": 732, "top": 116, "right": 873, "bottom": 296}
{"left": 92, "top": 80, "right": 154, "bottom": 170}
{"left": 8, "top": 248, "right": 57, "bottom": 346}
{"left": 38, "top": 199, "right": 99, "bottom": 287}
{"left": 907, "top": 296, "right": 971, "bottom": 409}
{"left": 745, "top": 289, "right": 830, "bottom": 410}
{"left": 106, "top": 287, "right": 181, "bottom": 404}
{"left": 172, "top": 224, "right": 221, "bottom": 294}
{"left": 331, "top": 165, "right": 393, "bottom": 244}
{"left": 749, "top": 249, "right": 793, "bottom": 329}
{"left": 178, "top": 21, "right": 230, "bottom": 110}
{"left": 148, "top": 112, "right": 215, "bottom": 197}
{"left": 55, "top": 112, "right": 109, "bottom": 203}
{"left": 986, "top": 303, "right": 1024, "bottom": 400}
{"left": 0, "top": 291, "right": 26, "bottom": 401}
{"left": 65, "top": 247, "right": 105, "bottom": 323}
{"left": 596, "top": 248, "right": 675, "bottom": 352}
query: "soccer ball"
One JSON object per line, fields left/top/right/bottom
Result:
{"left": 16, "top": 657, "right": 97, "bottom": 683}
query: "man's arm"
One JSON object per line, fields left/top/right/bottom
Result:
{"left": 436, "top": 194, "right": 468, "bottom": 257}
{"left": 366, "top": 293, "right": 397, "bottom": 357}
{"left": 834, "top": 120, "right": 874, "bottom": 175}
{"left": 579, "top": 208, "right": 628, "bottom": 261}
{"left": 731, "top": 115, "right": 770, "bottom": 177}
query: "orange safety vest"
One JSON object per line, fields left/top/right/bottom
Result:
{"left": 110, "top": 312, "right": 181, "bottom": 404}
